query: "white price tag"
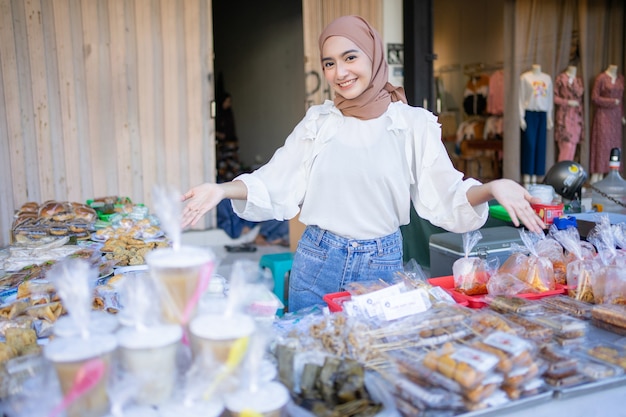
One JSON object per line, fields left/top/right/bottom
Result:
{"left": 380, "top": 288, "right": 432, "bottom": 321}
{"left": 351, "top": 283, "right": 405, "bottom": 317}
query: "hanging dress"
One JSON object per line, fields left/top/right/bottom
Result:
{"left": 590, "top": 72, "right": 624, "bottom": 174}
{"left": 553, "top": 72, "right": 584, "bottom": 162}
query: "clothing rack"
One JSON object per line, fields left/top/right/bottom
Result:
{"left": 463, "top": 62, "right": 503, "bottom": 77}
{"left": 435, "top": 64, "right": 461, "bottom": 75}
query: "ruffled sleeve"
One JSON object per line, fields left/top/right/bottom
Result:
{"left": 232, "top": 101, "right": 342, "bottom": 221}
{"left": 395, "top": 104, "right": 488, "bottom": 233}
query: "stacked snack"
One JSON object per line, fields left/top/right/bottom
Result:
{"left": 539, "top": 295, "right": 593, "bottom": 320}
{"left": 421, "top": 341, "right": 505, "bottom": 410}
{"left": 590, "top": 304, "right": 626, "bottom": 335}
{"left": 539, "top": 344, "right": 582, "bottom": 387}
{"left": 470, "top": 331, "right": 542, "bottom": 399}
{"left": 12, "top": 200, "right": 98, "bottom": 244}
{"left": 530, "top": 314, "right": 588, "bottom": 347}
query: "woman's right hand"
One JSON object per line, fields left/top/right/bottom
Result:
{"left": 181, "top": 183, "right": 225, "bottom": 228}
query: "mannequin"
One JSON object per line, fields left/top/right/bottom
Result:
{"left": 519, "top": 64, "right": 554, "bottom": 187}
{"left": 590, "top": 64, "right": 626, "bottom": 183}
{"left": 554, "top": 65, "right": 584, "bottom": 162}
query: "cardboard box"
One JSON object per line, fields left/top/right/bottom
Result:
{"left": 288, "top": 213, "right": 306, "bottom": 252}
{"left": 428, "top": 226, "right": 523, "bottom": 278}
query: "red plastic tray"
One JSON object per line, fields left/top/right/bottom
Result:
{"left": 323, "top": 291, "right": 352, "bottom": 312}
{"left": 427, "top": 275, "right": 566, "bottom": 309}
{"left": 323, "top": 283, "right": 471, "bottom": 313}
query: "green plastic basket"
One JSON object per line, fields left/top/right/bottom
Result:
{"left": 489, "top": 204, "right": 512, "bottom": 223}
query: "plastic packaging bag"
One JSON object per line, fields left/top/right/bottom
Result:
{"left": 453, "top": 230, "right": 495, "bottom": 296}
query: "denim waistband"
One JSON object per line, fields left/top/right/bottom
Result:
{"left": 304, "top": 225, "right": 402, "bottom": 254}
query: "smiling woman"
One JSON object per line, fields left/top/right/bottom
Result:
{"left": 181, "top": 15, "right": 545, "bottom": 313}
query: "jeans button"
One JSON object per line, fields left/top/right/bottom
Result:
{"left": 351, "top": 242, "right": 359, "bottom": 248}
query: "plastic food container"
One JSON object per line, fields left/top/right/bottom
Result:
{"left": 530, "top": 314, "right": 588, "bottom": 339}
{"left": 530, "top": 202, "right": 564, "bottom": 224}
{"left": 539, "top": 295, "right": 593, "bottom": 319}
{"left": 428, "top": 276, "right": 565, "bottom": 309}
{"left": 503, "top": 314, "right": 554, "bottom": 344}
{"left": 422, "top": 342, "right": 500, "bottom": 391}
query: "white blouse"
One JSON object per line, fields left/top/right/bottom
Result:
{"left": 232, "top": 101, "right": 488, "bottom": 240}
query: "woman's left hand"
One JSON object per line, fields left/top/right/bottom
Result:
{"left": 489, "top": 179, "right": 546, "bottom": 233}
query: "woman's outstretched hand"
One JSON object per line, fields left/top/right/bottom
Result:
{"left": 181, "top": 183, "right": 225, "bottom": 229}
{"left": 489, "top": 179, "right": 546, "bottom": 234}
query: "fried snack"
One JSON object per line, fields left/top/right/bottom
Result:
{"left": 485, "top": 295, "right": 542, "bottom": 315}
{"left": 539, "top": 295, "right": 592, "bottom": 319}
{"left": 19, "top": 343, "right": 43, "bottom": 357}
{"left": 5, "top": 327, "right": 37, "bottom": 355}
{"left": 0, "top": 300, "right": 29, "bottom": 320}
{"left": 587, "top": 345, "right": 626, "bottom": 370}
{"left": 503, "top": 314, "right": 554, "bottom": 344}
{"left": 0, "top": 342, "right": 17, "bottom": 364}
{"left": 467, "top": 310, "right": 524, "bottom": 336}
{"left": 17, "top": 280, "right": 56, "bottom": 300}
{"left": 591, "top": 304, "right": 626, "bottom": 329}
{"left": 25, "top": 302, "right": 64, "bottom": 323}
{"left": 422, "top": 342, "right": 498, "bottom": 390}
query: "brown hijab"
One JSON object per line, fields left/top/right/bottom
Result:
{"left": 319, "top": 15, "right": 407, "bottom": 120}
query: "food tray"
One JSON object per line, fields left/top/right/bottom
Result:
{"left": 427, "top": 276, "right": 565, "bottom": 309}
{"left": 323, "top": 291, "right": 352, "bottom": 312}
{"left": 552, "top": 374, "right": 626, "bottom": 400}
{"left": 323, "top": 285, "right": 470, "bottom": 313}
{"left": 458, "top": 390, "right": 554, "bottom": 417}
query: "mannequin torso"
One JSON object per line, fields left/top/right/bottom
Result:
{"left": 606, "top": 65, "right": 618, "bottom": 84}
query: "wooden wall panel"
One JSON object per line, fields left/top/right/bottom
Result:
{"left": 0, "top": 0, "right": 216, "bottom": 247}
{"left": 1, "top": 0, "right": 27, "bottom": 206}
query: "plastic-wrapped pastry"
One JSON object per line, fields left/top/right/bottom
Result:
{"left": 539, "top": 295, "right": 593, "bottom": 319}
{"left": 24, "top": 301, "right": 63, "bottom": 322}
{"left": 17, "top": 280, "right": 56, "bottom": 300}
{"left": 0, "top": 342, "right": 17, "bottom": 364}
{"left": 0, "top": 300, "right": 28, "bottom": 320}
{"left": 5, "top": 327, "right": 37, "bottom": 355}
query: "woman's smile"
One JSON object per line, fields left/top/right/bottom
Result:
{"left": 321, "top": 36, "right": 372, "bottom": 100}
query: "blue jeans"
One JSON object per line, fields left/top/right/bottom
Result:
{"left": 288, "top": 226, "right": 403, "bottom": 312}
{"left": 521, "top": 110, "right": 547, "bottom": 176}
{"left": 217, "top": 200, "right": 288, "bottom": 242}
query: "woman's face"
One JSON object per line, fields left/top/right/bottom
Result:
{"left": 321, "top": 36, "right": 372, "bottom": 100}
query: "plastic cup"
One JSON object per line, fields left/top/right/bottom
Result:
{"left": 146, "top": 246, "right": 215, "bottom": 324}
{"left": 189, "top": 313, "right": 255, "bottom": 365}
{"left": 224, "top": 381, "right": 289, "bottom": 417}
{"left": 116, "top": 324, "right": 182, "bottom": 406}
{"left": 44, "top": 334, "right": 118, "bottom": 417}
{"left": 158, "top": 399, "right": 224, "bottom": 417}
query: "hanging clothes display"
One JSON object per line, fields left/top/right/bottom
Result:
{"left": 487, "top": 69, "right": 505, "bottom": 116}
{"left": 590, "top": 66, "right": 625, "bottom": 174}
{"left": 463, "top": 74, "right": 489, "bottom": 116}
{"left": 553, "top": 66, "right": 584, "bottom": 162}
{"left": 519, "top": 65, "right": 553, "bottom": 177}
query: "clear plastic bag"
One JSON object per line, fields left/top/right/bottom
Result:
{"left": 452, "top": 230, "right": 495, "bottom": 296}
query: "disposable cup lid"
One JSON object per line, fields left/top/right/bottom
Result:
{"left": 44, "top": 333, "right": 117, "bottom": 363}
{"left": 146, "top": 246, "right": 215, "bottom": 268}
{"left": 158, "top": 400, "right": 224, "bottom": 417}
{"left": 189, "top": 313, "right": 255, "bottom": 340}
{"left": 224, "top": 381, "right": 289, "bottom": 413}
